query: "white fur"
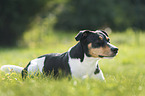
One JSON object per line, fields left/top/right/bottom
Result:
{"left": 1, "top": 65, "right": 23, "bottom": 74}
{"left": 68, "top": 54, "right": 105, "bottom": 80}
{"left": 1, "top": 57, "right": 45, "bottom": 75}
{"left": 27, "top": 57, "right": 45, "bottom": 75}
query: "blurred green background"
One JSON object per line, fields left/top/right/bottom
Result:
{"left": 0, "top": 1, "right": 145, "bottom": 96}
{"left": 0, "top": 0, "right": 145, "bottom": 46}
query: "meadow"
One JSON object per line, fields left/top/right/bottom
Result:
{"left": 0, "top": 29, "right": 145, "bottom": 96}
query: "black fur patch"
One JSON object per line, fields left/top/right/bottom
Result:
{"left": 94, "top": 64, "right": 100, "bottom": 74}
{"left": 22, "top": 62, "right": 31, "bottom": 79}
{"left": 69, "top": 42, "right": 84, "bottom": 62}
{"left": 42, "top": 52, "right": 71, "bottom": 77}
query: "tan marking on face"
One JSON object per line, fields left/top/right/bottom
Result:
{"left": 88, "top": 43, "right": 113, "bottom": 58}
{"left": 99, "top": 36, "right": 103, "bottom": 40}
{"left": 106, "top": 37, "right": 109, "bottom": 41}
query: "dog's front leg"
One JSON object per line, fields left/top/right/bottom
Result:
{"left": 91, "top": 69, "right": 105, "bottom": 80}
{"left": 91, "top": 64, "right": 105, "bottom": 80}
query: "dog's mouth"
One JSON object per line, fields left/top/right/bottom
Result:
{"left": 98, "top": 54, "right": 117, "bottom": 58}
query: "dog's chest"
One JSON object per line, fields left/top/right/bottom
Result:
{"left": 68, "top": 55, "right": 99, "bottom": 78}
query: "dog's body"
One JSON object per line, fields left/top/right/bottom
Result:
{"left": 1, "top": 30, "right": 118, "bottom": 80}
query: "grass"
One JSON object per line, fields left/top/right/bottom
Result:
{"left": 0, "top": 30, "right": 145, "bottom": 96}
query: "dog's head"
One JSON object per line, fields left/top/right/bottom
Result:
{"left": 75, "top": 30, "right": 118, "bottom": 58}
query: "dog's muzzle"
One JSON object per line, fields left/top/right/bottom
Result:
{"left": 111, "top": 47, "right": 118, "bottom": 54}
{"left": 108, "top": 43, "right": 118, "bottom": 53}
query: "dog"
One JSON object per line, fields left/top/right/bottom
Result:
{"left": 1, "top": 30, "right": 118, "bottom": 80}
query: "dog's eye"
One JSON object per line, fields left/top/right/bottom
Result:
{"left": 95, "top": 40, "right": 101, "bottom": 44}
{"left": 95, "top": 42, "right": 101, "bottom": 45}
{"left": 92, "top": 41, "right": 102, "bottom": 48}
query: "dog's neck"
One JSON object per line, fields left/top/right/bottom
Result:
{"left": 69, "top": 42, "right": 84, "bottom": 62}
{"left": 68, "top": 43, "right": 100, "bottom": 78}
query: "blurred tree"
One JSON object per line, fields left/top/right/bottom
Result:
{"left": 0, "top": 0, "right": 48, "bottom": 46}
{"left": 0, "top": 0, "right": 65, "bottom": 46}
{"left": 1, "top": 0, "right": 145, "bottom": 46}
{"left": 55, "top": 0, "right": 145, "bottom": 31}
{"left": 55, "top": 0, "right": 115, "bottom": 30}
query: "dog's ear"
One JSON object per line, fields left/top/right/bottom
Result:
{"left": 75, "top": 30, "right": 91, "bottom": 41}
{"left": 101, "top": 30, "right": 109, "bottom": 37}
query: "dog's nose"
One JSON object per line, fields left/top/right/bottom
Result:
{"left": 111, "top": 48, "right": 118, "bottom": 53}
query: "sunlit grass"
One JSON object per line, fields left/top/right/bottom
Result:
{"left": 0, "top": 30, "right": 145, "bottom": 96}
